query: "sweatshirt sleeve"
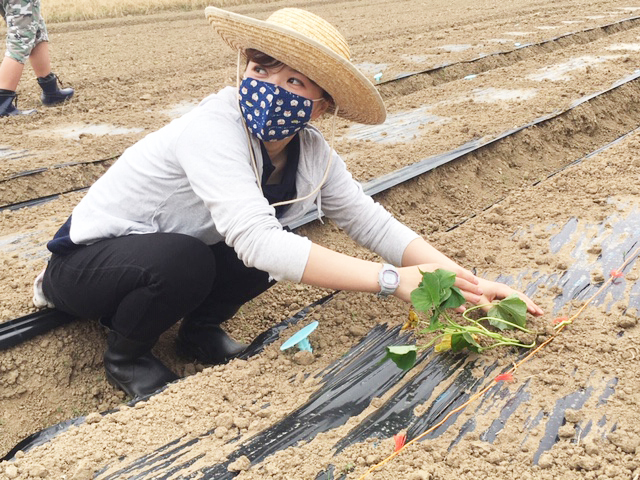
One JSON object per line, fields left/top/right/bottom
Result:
{"left": 174, "top": 106, "right": 312, "bottom": 282}
{"left": 315, "top": 142, "right": 420, "bottom": 267}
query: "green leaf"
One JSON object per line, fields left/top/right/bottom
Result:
{"left": 426, "top": 320, "right": 443, "bottom": 333}
{"left": 432, "top": 270, "right": 463, "bottom": 309}
{"left": 410, "top": 271, "right": 443, "bottom": 312}
{"left": 462, "top": 332, "right": 481, "bottom": 353}
{"left": 450, "top": 333, "right": 471, "bottom": 352}
{"left": 487, "top": 294, "right": 528, "bottom": 330}
{"left": 423, "top": 273, "right": 443, "bottom": 305}
{"left": 411, "top": 269, "right": 462, "bottom": 314}
{"left": 440, "top": 287, "right": 452, "bottom": 304}
{"left": 441, "top": 286, "right": 466, "bottom": 310}
{"left": 433, "top": 269, "right": 456, "bottom": 291}
{"left": 384, "top": 345, "right": 418, "bottom": 371}
{"left": 410, "top": 288, "right": 433, "bottom": 313}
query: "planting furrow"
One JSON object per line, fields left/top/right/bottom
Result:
{"left": 302, "top": 69, "right": 640, "bottom": 230}
{"left": 378, "top": 14, "right": 640, "bottom": 99}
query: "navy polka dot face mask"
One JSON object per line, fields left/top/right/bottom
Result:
{"left": 239, "top": 78, "right": 315, "bottom": 142}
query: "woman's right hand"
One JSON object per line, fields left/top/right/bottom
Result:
{"left": 394, "top": 263, "right": 482, "bottom": 305}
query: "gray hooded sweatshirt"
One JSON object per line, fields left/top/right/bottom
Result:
{"left": 68, "top": 87, "right": 419, "bottom": 282}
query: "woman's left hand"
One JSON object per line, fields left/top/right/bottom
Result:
{"left": 474, "top": 278, "right": 544, "bottom": 316}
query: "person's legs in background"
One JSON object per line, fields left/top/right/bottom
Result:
{"left": 0, "top": 55, "right": 23, "bottom": 90}
{"left": 0, "top": 45, "right": 36, "bottom": 115}
{"left": 0, "top": 0, "right": 73, "bottom": 116}
{"left": 31, "top": 41, "right": 74, "bottom": 106}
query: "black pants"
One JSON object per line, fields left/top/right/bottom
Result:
{"left": 43, "top": 233, "right": 275, "bottom": 342}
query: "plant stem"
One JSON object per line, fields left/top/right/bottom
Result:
{"left": 462, "top": 305, "right": 535, "bottom": 334}
{"left": 454, "top": 315, "right": 491, "bottom": 334}
{"left": 481, "top": 338, "right": 536, "bottom": 351}
{"left": 420, "top": 332, "right": 449, "bottom": 349}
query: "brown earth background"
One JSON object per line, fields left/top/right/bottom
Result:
{"left": 1, "top": 0, "right": 640, "bottom": 479}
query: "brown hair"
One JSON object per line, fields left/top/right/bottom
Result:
{"left": 245, "top": 48, "right": 334, "bottom": 105}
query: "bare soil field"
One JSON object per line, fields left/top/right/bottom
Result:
{"left": 1, "top": 0, "right": 640, "bottom": 478}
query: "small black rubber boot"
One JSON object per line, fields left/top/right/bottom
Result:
{"left": 103, "top": 330, "right": 179, "bottom": 398}
{"left": 0, "top": 90, "right": 36, "bottom": 116}
{"left": 37, "top": 73, "right": 74, "bottom": 106}
{"left": 177, "top": 318, "right": 248, "bottom": 365}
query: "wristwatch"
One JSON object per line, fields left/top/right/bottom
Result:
{"left": 378, "top": 264, "right": 400, "bottom": 297}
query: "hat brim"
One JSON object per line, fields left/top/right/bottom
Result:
{"left": 205, "top": 6, "right": 386, "bottom": 125}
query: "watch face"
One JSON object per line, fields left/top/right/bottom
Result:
{"left": 382, "top": 269, "right": 399, "bottom": 286}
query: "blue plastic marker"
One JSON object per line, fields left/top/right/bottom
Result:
{"left": 280, "top": 321, "right": 319, "bottom": 353}
{"left": 374, "top": 72, "right": 383, "bottom": 83}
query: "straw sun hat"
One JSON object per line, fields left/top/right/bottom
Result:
{"left": 205, "top": 6, "right": 386, "bottom": 125}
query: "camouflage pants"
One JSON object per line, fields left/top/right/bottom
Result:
{"left": 1, "top": 0, "right": 49, "bottom": 64}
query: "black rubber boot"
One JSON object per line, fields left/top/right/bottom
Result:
{"left": 37, "top": 73, "right": 74, "bottom": 106}
{"left": 177, "top": 316, "right": 248, "bottom": 365}
{"left": 103, "top": 330, "right": 179, "bottom": 398}
{"left": 0, "top": 90, "right": 36, "bottom": 116}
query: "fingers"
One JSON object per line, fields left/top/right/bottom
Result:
{"left": 495, "top": 282, "right": 544, "bottom": 315}
{"left": 454, "top": 276, "right": 483, "bottom": 297}
{"left": 452, "top": 266, "right": 479, "bottom": 285}
{"left": 481, "top": 280, "right": 544, "bottom": 316}
{"left": 519, "top": 293, "right": 544, "bottom": 316}
{"left": 460, "top": 289, "right": 483, "bottom": 305}
{"left": 462, "top": 289, "right": 543, "bottom": 316}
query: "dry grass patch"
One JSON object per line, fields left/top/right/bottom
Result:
{"left": 38, "top": 0, "right": 278, "bottom": 23}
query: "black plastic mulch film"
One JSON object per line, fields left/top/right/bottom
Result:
{"left": 3, "top": 207, "right": 638, "bottom": 478}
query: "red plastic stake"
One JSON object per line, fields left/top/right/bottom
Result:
{"left": 610, "top": 269, "right": 624, "bottom": 282}
{"left": 394, "top": 433, "right": 407, "bottom": 452}
{"left": 494, "top": 372, "right": 514, "bottom": 383}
